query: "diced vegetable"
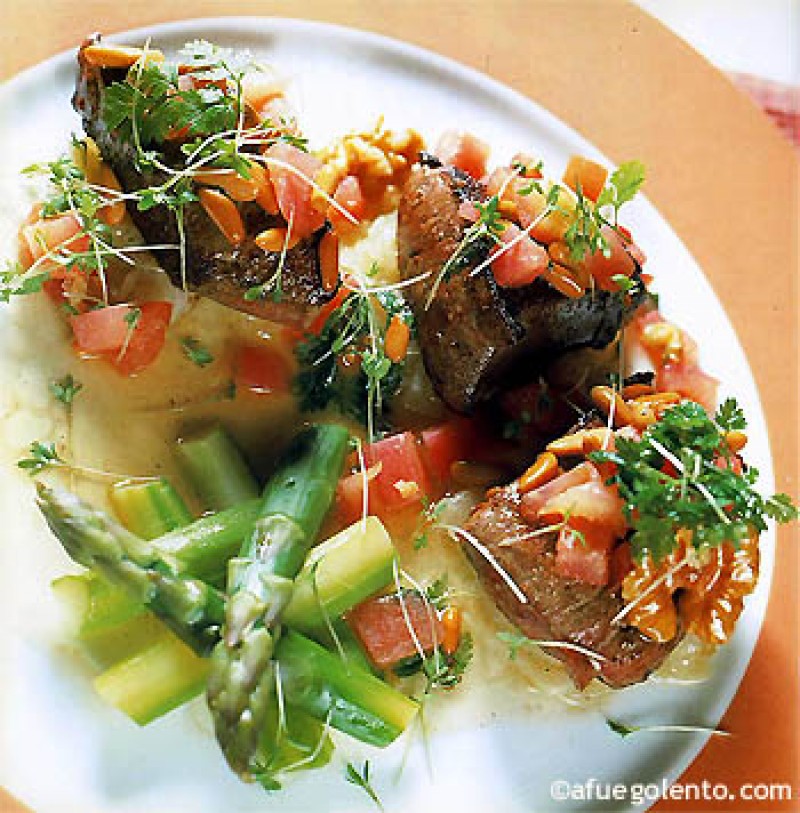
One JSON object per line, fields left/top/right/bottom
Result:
{"left": 435, "top": 130, "right": 490, "bottom": 180}
{"left": 109, "top": 478, "right": 193, "bottom": 540}
{"left": 71, "top": 304, "right": 132, "bottom": 353}
{"left": 555, "top": 523, "right": 611, "bottom": 586}
{"left": 113, "top": 301, "right": 172, "bottom": 376}
{"left": 21, "top": 213, "right": 90, "bottom": 271}
{"left": 581, "top": 225, "right": 636, "bottom": 291}
{"left": 175, "top": 425, "right": 260, "bottom": 512}
{"left": 265, "top": 142, "right": 326, "bottom": 239}
{"left": 284, "top": 516, "right": 396, "bottom": 635}
{"left": 338, "top": 431, "right": 431, "bottom": 521}
{"left": 419, "top": 419, "right": 475, "bottom": 487}
{"left": 276, "top": 629, "right": 419, "bottom": 746}
{"left": 234, "top": 343, "right": 292, "bottom": 395}
{"left": 490, "top": 223, "right": 549, "bottom": 288}
{"left": 93, "top": 629, "right": 210, "bottom": 725}
{"left": 563, "top": 155, "right": 608, "bottom": 203}
{"left": 348, "top": 591, "right": 442, "bottom": 670}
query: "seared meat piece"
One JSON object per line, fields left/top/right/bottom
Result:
{"left": 72, "top": 37, "right": 334, "bottom": 326}
{"left": 397, "top": 159, "right": 645, "bottom": 412}
{"left": 464, "top": 486, "right": 679, "bottom": 688}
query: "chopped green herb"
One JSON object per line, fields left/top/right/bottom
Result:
{"left": 49, "top": 374, "right": 83, "bottom": 406}
{"left": 423, "top": 632, "right": 473, "bottom": 691}
{"left": 345, "top": 760, "right": 384, "bottom": 812}
{"left": 590, "top": 398, "right": 798, "bottom": 562}
{"left": 424, "top": 575, "right": 450, "bottom": 613}
{"left": 180, "top": 336, "right": 214, "bottom": 367}
{"left": 497, "top": 630, "right": 530, "bottom": 660}
{"left": 18, "top": 441, "right": 64, "bottom": 475}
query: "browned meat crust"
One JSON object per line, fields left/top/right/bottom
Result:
{"left": 397, "top": 160, "right": 645, "bottom": 412}
{"left": 464, "top": 486, "right": 680, "bottom": 689}
{"left": 72, "top": 36, "right": 334, "bottom": 326}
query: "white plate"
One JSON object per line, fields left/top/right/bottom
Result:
{"left": 0, "top": 17, "right": 776, "bottom": 813}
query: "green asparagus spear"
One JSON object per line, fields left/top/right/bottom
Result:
{"left": 176, "top": 425, "right": 260, "bottom": 511}
{"left": 207, "top": 423, "right": 349, "bottom": 779}
{"left": 37, "top": 484, "right": 225, "bottom": 655}
{"left": 109, "top": 478, "right": 193, "bottom": 540}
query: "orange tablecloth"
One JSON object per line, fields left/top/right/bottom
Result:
{"left": 1, "top": 3, "right": 797, "bottom": 811}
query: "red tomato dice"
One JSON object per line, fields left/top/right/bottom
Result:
{"left": 22, "top": 213, "right": 91, "bottom": 274}
{"left": 490, "top": 223, "right": 548, "bottom": 288}
{"left": 264, "top": 142, "right": 326, "bottom": 239}
{"left": 113, "top": 302, "right": 173, "bottom": 376}
{"left": 234, "top": 343, "right": 292, "bottom": 395}
{"left": 435, "top": 131, "right": 490, "bottom": 180}
{"left": 71, "top": 304, "right": 133, "bottom": 354}
{"left": 363, "top": 431, "right": 430, "bottom": 512}
{"left": 420, "top": 420, "right": 476, "bottom": 487}
{"left": 329, "top": 174, "right": 366, "bottom": 234}
{"left": 581, "top": 226, "right": 636, "bottom": 291}
{"left": 348, "top": 592, "right": 442, "bottom": 670}
{"left": 555, "top": 524, "right": 611, "bottom": 586}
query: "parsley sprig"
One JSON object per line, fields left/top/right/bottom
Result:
{"left": 345, "top": 760, "right": 384, "bottom": 812}
{"left": 591, "top": 398, "right": 798, "bottom": 563}
{"left": 294, "top": 287, "right": 413, "bottom": 437}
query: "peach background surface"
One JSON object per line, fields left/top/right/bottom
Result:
{"left": 0, "top": 2, "right": 797, "bottom": 811}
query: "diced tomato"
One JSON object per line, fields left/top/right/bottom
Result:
{"left": 581, "top": 226, "right": 636, "bottom": 291}
{"left": 490, "top": 223, "right": 548, "bottom": 288}
{"left": 242, "top": 74, "right": 284, "bottom": 111}
{"left": 328, "top": 175, "right": 366, "bottom": 235}
{"left": 42, "top": 277, "right": 67, "bottom": 304}
{"left": 562, "top": 155, "right": 608, "bottom": 203}
{"left": 519, "top": 462, "right": 595, "bottom": 522}
{"left": 21, "top": 213, "right": 91, "bottom": 274}
{"left": 234, "top": 343, "right": 292, "bottom": 395}
{"left": 420, "top": 419, "right": 477, "bottom": 488}
{"left": 435, "top": 131, "right": 490, "bottom": 180}
{"left": 362, "top": 431, "right": 431, "bottom": 511}
{"left": 71, "top": 301, "right": 172, "bottom": 375}
{"left": 264, "top": 142, "right": 326, "bottom": 239}
{"left": 113, "top": 302, "right": 173, "bottom": 376}
{"left": 71, "top": 304, "right": 133, "bottom": 353}
{"left": 347, "top": 592, "right": 442, "bottom": 670}
{"left": 510, "top": 153, "right": 543, "bottom": 179}
{"left": 538, "top": 477, "right": 627, "bottom": 538}
{"left": 555, "top": 522, "right": 611, "bottom": 586}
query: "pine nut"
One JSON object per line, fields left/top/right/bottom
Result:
{"left": 518, "top": 452, "right": 559, "bottom": 493}
{"left": 384, "top": 315, "right": 410, "bottom": 363}
{"left": 255, "top": 227, "right": 300, "bottom": 253}
{"left": 199, "top": 188, "right": 245, "bottom": 246}
{"left": 83, "top": 44, "right": 164, "bottom": 69}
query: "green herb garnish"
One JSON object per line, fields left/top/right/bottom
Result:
{"left": 590, "top": 398, "right": 798, "bottom": 563}
{"left": 345, "top": 760, "right": 384, "bottom": 812}
{"left": 17, "top": 441, "right": 64, "bottom": 475}
{"left": 180, "top": 336, "right": 214, "bottom": 367}
{"left": 49, "top": 374, "right": 83, "bottom": 406}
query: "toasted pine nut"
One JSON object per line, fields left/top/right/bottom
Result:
{"left": 255, "top": 227, "right": 299, "bottom": 253}
{"left": 498, "top": 200, "right": 518, "bottom": 220}
{"left": 518, "top": 451, "right": 559, "bottom": 493}
{"left": 546, "top": 431, "right": 591, "bottom": 457}
{"left": 581, "top": 428, "right": 615, "bottom": 454}
{"left": 441, "top": 606, "right": 462, "bottom": 655}
{"left": 193, "top": 169, "right": 259, "bottom": 202}
{"left": 318, "top": 232, "right": 340, "bottom": 293}
{"left": 590, "top": 386, "right": 639, "bottom": 428}
{"left": 384, "top": 315, "right": 410, "bottom": 363}
{"left": 199, "top": 188, "right": 245, "bottom": 246}
{"left": 547, "top": 241, "right": 578, "bottom": 271}
{"left": 253, "top": 164, "right": 280, "bottom": 215}
{"left": 725, "top": 430, "right": 748, "bottom": 453}
{"left": 633, "top": 391, "right": 681, "bottom": 405}
{"left": 542, "top": 264, "right": 584, "bottom": 299}
{"left": 83, "top": 44, "right": 164, "bottom": 69}
{"left": 97, "top": 164, "right": 126, "bottom": 226}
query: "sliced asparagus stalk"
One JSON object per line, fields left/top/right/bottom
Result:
{"left": 284, "top": 516, "right": 395, "bottom": 636}
{"left": 109, "top": 477, "right": 193, "bottom": 540}
{"left": 176, "top": 425, "right": 260, "bottom": 511}
{"left": 94, "top": 629, "right": 210, "bottom": 724}
{"left": 38, "top": 484, "right": 225, "bottom": 655}
{"left": 207, "top": 423, "right": 350, "bottom": 779}
{"left": 276, "top": 630, "right": 419, "bottom": 747}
